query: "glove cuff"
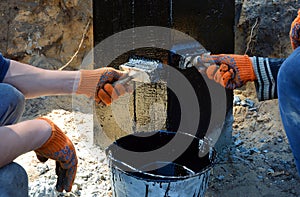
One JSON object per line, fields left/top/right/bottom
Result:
{"left": 34, "top": 117, "right": 75, "bottom": 165}
{"left": 250, "top": 56, "right": 278, "bottom": 101}
{"left": 75, "top": 70, "right": 100, "bottom": 98}
{"left": 234, "top": 55, "right": 257, "bottom": 82}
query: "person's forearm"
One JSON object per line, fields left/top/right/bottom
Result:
{"left": 0, "top": 119, "right": 51, "bottom": 168}
{"left": 3, "top": 60, "right": 80, "bottom": 98}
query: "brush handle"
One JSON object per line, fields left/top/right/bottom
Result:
{"left": 179, "top": 53, "right": 215, "bottom": 71}
{"left": 113, "top": 72, "right": 134, "bottom": 86}
{"left": 113, "top": 69, "right": 144, "bottom": 86}
{"left": 190, "top": 55, "right": 220, "bottom": 73}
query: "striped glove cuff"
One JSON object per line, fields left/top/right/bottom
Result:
{"left": 250, "top": 56, "right": 276, "bottom": 101}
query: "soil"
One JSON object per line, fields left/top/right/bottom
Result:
{"left": 206, "top": 83, "right": 300, "bottom": 197}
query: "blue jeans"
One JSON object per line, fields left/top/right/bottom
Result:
{"left": 0, "top": 83, "right": 25, "bottom": 125}
{"left": 0, "top": 163, "right": 28, "bottom": 197}
{"left": 0, "top": 83, "right": 28, "bottom": 197}
{"left": 278, "top": 46, "right": 300, "bottom": 176}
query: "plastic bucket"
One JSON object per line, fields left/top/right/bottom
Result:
{"left": 105, "top": 130, "right": 216, "bottom": 197}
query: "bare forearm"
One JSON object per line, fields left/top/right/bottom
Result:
{"left": 0, "top": 119, "right": 51, "bottom": 168}
{"left": 3, "top": 60, "right": 80, "bottom": 98}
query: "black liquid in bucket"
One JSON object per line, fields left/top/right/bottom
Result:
{"left": 106, "top": 130, "right": 216, "bottom": 197}
{"left": 139, "top": 161, "right": 195, "bottom": 177}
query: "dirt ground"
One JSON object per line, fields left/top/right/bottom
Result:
{"left": 206, "top": 83, "right": 300, "bottom": 197}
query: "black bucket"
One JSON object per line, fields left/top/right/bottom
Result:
{"left": 105, "top": 130, "right": 216, "bottom": 197}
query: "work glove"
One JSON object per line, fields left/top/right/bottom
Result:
{"left": 290, "top": 9, "right": 300, "bottom": 50}
{"left": 76, "top": 67, "right": 131, "bottom": 105}
{"left": 34, "top": 117, "right": 77, "bottom": 192}
{"left": 204, "top": 54, "right": 257, "bottom": 89}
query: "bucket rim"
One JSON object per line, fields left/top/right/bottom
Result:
{"left": 105, "top": 130, "right": 217, "bottom": 181}
{"left": 108, "top": 148, "right": 216, "bottom": 181}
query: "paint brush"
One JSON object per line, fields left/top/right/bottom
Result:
{"left": 169, "top": 41, "right": 213, "bottom": 72}
{"left": 116, "top": 56, "right": 165, "bottom": 85}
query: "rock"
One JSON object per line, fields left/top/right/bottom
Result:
{"left": 71, "top": 184, "right": 79, "bottom": 193}
{"left": 248, "top": 147, "right": 260, "bottom": 155}
{"left": 235, "top": 0, "right": 295, "bottom": 57}
{"left": 216, "top": 175, "right": 225, "bottom": 181}
{"left": 277, "top": 136, "right": 283, "bottom": 143}
{"left": 63, "top": 0, "right": 79, "bottom": 8}
{"left": 233, "top": 95, "right": 241, "bottom": 106}
{"left": 29, "top": 181, "right": 56, "bottom": 197}
{"left": 267, "top": 168, "right": 275, "bottom": 175}
{"left": 101, "top": 175, "right": 106, "bottom": 181}
{"left": 241, "top": 98, "right": 255, "bottom": 108}
{"left": 3, "top": 0, "right": 92, "bottom": 69}
{"left": 234, "top": 139, "right": 243, "bottom": 146}
{"left": 36, "top": 163, "right": 50, "bottom": 175}
{"left": 257, "top": 175, "right": 263, "bottom": 179}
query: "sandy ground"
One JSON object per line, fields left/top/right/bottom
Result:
{"left": 206, "top": 83, "right": 300, "bottom": 197}
{"left": 15, "top": 84, "right": 300, "bottom": 196}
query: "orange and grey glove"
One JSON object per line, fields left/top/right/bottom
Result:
{"left": 205, "top": 54, "right": 257, "bottom": 89}
{"left": 76, "top": 67, "right": 131, "bottom": 105}
{"left": 34, "top": 117, "right": 77, "bottom": 192}
{"left": 290, "top": 9, "right": 300, "bottom": 50}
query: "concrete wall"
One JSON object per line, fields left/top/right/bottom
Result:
{"left": 92, "top": 0, "right": 235, "bottom": 153}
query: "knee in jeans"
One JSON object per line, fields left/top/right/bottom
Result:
{"left": 0, "top": 83, "right": 25, "bottom": 119}
{"left": 0, "top": 162, "right": 28, "bottom": 182}
{"left": 278, "top": 48, "right": 300, "bottom": 91}
{"left": 0, "top": 83, "right": 25, "bottom": 108}
{"left": 0, "top": 84, "right": 25, "bottom": 125}
{"left": 0, "top": 162, "right": 28, "bottom": 197}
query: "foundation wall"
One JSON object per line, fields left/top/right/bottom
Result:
{"left": 93, "top": 0, "right": 235, "bottom": 153}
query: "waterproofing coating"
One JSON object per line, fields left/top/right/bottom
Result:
{"left": 106, "top": 130, "right": 216, "bottom": 197}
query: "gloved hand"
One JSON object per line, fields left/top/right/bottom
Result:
{"left": 34, "top": 117, "right": 77, "bottom": 192}
{"left": 290, "top": 9, "right": 300, "bottom": 50}
{"left": 205, "top": 54, "right": 257, "bottom": 89}
{"left": 76, "top": 67, "right": 131, "bottom": 105}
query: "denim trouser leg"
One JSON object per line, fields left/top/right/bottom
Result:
{"left": 0, "top": 83, "right": 25, "bottom": 126}
{"left": 0, "top": 83, "right": 28, "bottom": 197}
{"left": 0, "top": 163, "right": 28, "bottom": 197}
{"left": 278, "top": 47, "right": 300, "bottom": 175}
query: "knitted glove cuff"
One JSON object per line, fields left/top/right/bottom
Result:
{"left": 35, "top": 117, "right": 74, "bottom": 159}
{"left": 233, "top": 55, "right": 257, "bottom": 83}
{"left": 250, "top": 56, "right": 276, "bottom": 101}
{"left": 75, "top": 70, "right": 100, "bottom": 98}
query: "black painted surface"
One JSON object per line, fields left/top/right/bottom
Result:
{"left": 93, "top": 0, "right": 235, "bottom": 138}
{"left": 167, "top": 0, "right": 235, "bottom": 136}
{"left": 172, "top": 0, "right": 235, "bottom": 54}
{"left": 93, "top": 0, "right": 171, "bottom": 45}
